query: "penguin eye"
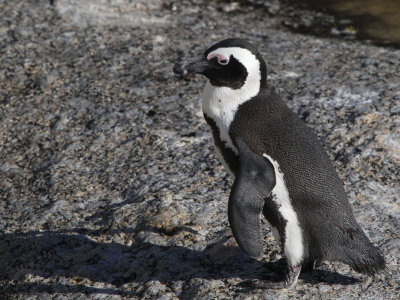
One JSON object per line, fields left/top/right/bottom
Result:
{"left": 207, "top": 53, "right": 230, "bottom": 66}
{"left": 218, "top": 58, "right": 229, "bottom": 65}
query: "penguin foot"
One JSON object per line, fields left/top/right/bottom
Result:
{"left": 262, "top": 258, "right": 287, "bottom": 275}
{"left": 240, "top": 265, "right": 301, "bottom": 290}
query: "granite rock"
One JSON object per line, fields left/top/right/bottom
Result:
{"left": 0, "top": 0, "right": 399, "bottom": 299}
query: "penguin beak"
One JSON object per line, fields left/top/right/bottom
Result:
{"left": 173, "top": 56, "right": 210, "bottom": 77}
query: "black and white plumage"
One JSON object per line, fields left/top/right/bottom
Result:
{"left": 173, "top": 38, "right": 385, "bottom": 288}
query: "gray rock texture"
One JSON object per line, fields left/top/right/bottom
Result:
{"left": 0, "top": 0, "right": 399, "bottom": 299}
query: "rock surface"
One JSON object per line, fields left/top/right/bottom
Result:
{"left": 0, "top": 0, "right": 399, "bottom": 299}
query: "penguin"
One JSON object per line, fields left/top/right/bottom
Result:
{"left": 173, "top": 38, "right": 385, "bottom": 289}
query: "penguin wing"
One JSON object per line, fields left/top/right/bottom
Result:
{"left": 228, "top": 137, "right": 276, "bottom": 258}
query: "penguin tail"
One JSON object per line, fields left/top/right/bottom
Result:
{"left": 349, "top": 245, "right": 386, "bottom": 276}
{"left": 336, "top": 226, "right": 386, "bottom": 276}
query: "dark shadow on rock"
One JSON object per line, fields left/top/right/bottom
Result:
{"left": 0, "top": 228, "right": 359, "bottom": 296}
{"left": 83, "top": 188, "right": 145, "bottom": 231}
{"left": 0, "top": 282, "right": 134, "bottom": 297}
{"left": 259, "top": 259, "right": 359, "bottom": 285}
{"left": 299, "top": 269, "right": 359, "bottom": 285}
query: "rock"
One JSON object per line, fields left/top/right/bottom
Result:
{"left": 0, "top": 0, "right": 399, "bottom": 299}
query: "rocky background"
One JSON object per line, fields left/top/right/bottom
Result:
{"left": 0, "top": 0, "right": 399, "bottom": 299}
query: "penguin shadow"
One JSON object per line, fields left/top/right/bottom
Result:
{"left": 0, "top": 192, "right": 358, "bottom": 296}
{"left": 0, "top": 229, "right": 252, "bottom": 297}
{"left": 0, "top": 228, "right": 359, "bottom": 297}
{"left": 256, "top": 259, "right": 360, "bottom": 286}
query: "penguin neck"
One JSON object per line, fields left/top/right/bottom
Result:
{"left": 202, "top": 71, "right": 263, "bottom": 154}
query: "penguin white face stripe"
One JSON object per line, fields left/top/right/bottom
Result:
{"left": 263, "top": 153, "right": 304, "bottom": 267}
{"left": 202, "top": 47, "right": 261, "bottom": 154}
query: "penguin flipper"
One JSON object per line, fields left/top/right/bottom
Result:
{"left": 228, "top": 137, "right": 276, "bottom": 258}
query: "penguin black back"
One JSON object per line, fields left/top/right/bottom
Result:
{"left": 230, "top": 89, "right": 385, "bottom": 275}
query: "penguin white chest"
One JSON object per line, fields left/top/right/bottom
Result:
{"left": 202, "top": 82, "right": 239, "bottom": 154}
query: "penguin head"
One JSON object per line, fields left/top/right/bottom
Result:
{"left": 174, "top": 38, "right": 267, "bottom": 90}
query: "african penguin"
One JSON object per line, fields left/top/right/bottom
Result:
{"left": 173, "top": 38, "right": 385, "bottom": 289}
